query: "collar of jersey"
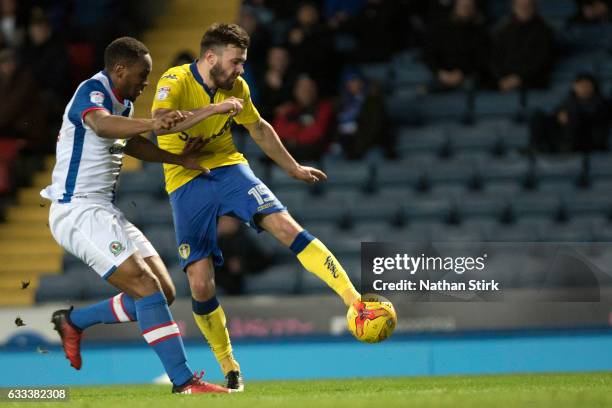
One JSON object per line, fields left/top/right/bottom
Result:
{"left": 101, "top": 70, "right": 128, "bottom": 106}
{"left": 190, "top": 61, "right": 216, "bottom": 103}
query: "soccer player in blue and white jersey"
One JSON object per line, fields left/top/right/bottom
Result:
{"left": 41, "top": 37, "right": 243, "bottom": 394}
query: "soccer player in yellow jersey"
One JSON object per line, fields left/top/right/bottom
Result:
{"left": 152, "top": 23, "right": 361, "bottom": 391}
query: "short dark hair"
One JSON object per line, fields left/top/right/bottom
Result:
{"left": 200, "top": 23, "right": 250, "bottom": 56}
{"left": 104, "top": 37, "right": 150, "bottom": 70}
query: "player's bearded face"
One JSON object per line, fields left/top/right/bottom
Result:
{"left": 209, "top": 46, "right": 246, "bottom": 90}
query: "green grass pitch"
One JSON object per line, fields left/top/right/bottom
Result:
{"left": 6, "top": 372, "right": 612, "bottom": 408}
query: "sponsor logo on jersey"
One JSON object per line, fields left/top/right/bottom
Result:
{"left": 178, "top": 117, "right": 233, "bottom": 146}
{"left": 161, "top": 74, "right": 178, "bottom": 80}
{"left": 157, "top": 86, "right": 171, "bottom": 100}
{"left": 178, "top": 243, "right": 190, "bottom": 259}
{"left": 109, "top": 241, "right": 125, "bottom": 256}
{"left": 90, "top": 91, "right": 105, "bottom": 106}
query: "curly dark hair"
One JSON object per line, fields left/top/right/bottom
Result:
{"left": 104, "top": 37, "right": 150, "bottom": 70}
{"left": 200, "top": 23, "right": 250, "bottom": 56}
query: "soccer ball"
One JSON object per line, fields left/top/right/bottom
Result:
{"left": 346, "top": 293, "right": 397, "bottom": 343}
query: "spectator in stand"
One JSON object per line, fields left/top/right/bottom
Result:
{"left": 0, "top": 0, "right": 27, "bottom": 49}
{"left": 245, "top": 0, "right": 300, "bottom": 21}
{"left": 529, "top": 73, "right": 610, "bottom": 153}
{"left": 258, "top": 45, "right": 296, "bottom": 120}
{"left": 170, "top": 49, "right": 196, "bottom": 68}
{"left": 335, "top": 0, "right": 401, "bottom": 63}
{"left": 491, "top": 0, "right": 555, "bottom": 92}
{"left": 423, "top": 0, "right": 489, "bottom": 92}
{"left": 273, "top": 74, "right": 334, "bottom": 162}
{"left": 324, "top": 0, "right": 365, "bottom": 27}
{"left": 286, "top": 2, "right": 336, "bottom": 95}
{"left": 20, "top": 10, "right": 69, "bottom": 106}
{"left": 336, "top": 67, "right": 395, "bottom": 160}
{"left": 215, "top": 216, "right": 274, "bottom": 295}
{"left": 239, "top": 6, "right": 272, "bottom": 75}
{"left": 0, "top": 48, "right": 48, "bottom": 152}
{"left": 569, "top": 0, "right": 611, "bottom": 23}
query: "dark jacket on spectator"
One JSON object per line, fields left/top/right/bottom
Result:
{"left": 491, "top": 14, "right": 555, "bottom": 88}
{"left": 424, "top": 14, "right": 489, "bottom": 77}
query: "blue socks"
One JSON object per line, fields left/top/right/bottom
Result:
{"left": 135, "top": 292, "right": 192, "bottom": 387}
{"left": 70, "top": 293, "right": 136, "bottom": 330}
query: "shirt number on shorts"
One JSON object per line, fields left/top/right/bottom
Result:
{"left": 248, "top": 184, "right": 276, "bottom": 205}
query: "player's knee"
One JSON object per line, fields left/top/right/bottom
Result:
{"left": 189, "top": 275, "right": 216, "bottom": 300}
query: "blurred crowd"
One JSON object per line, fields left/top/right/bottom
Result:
{"left": 0, "top": 0, "right": 159, "bottom": 195}
{"left": 238, "top": 0, "right": 612, "bottom": 161}
{"left": 1, "top": 0, "right": 612, "bottom": 196}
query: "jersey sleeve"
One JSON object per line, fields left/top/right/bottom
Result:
{"left": 151, "top": 70, "right": 183, "bottom": 112}
{"left": 67, "top": 79, "right": 113, "bottom": 125}
{"left": 233, "top": 78, "right": 261, "bottom": 125}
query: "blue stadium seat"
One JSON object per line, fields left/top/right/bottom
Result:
{"left": 482, "top": 181, "right": 523, "bottom": 196}
{"left": 538, "top": 180, "right": 580, "bottom": 194}
{"left": 321, "top": 160, "right": 371, "bottom": 190}
{"left": 447, "top": 125, "right": 499, "bottom": 153}
{"left": 417, "top": 92, "right": 469, "bottom": 122}
{"left": 168, "top": 265, "right": 190, "bottom": 297}
{"left": 497, "top": 122, "right": 529, "bottom": 149}
{"left": 117, "top": 170, "right": 165, "bottom": 195}
{"left": 457, "top": 192, "right": 508, "bottom": 220}
{"left": 395, "top": 125, "right": 446, "bottom": 154}
{"left": 292, "top": 194, "right": 349, "bottom": 224}
{"left": 535, "top": 156, "right": 582, "bottom": 181}
{"left": 480, "top": 156, "right": 529, "bottom": 182}
{"left": 138, "top": 199, "right": 174, "bottom": 227}
{"left": 376, "top": 160, "right": 422, "bottom": 187}
{"left": 427, "top": 159, "right": 478, "bottom": 185}
{"left": 482, "top": 222, "right": 541, "bottom": 242}
{"left": 36, "top": 272, "right": 85, "bottom": 302}
{"left": 244, "top": 263, "right": 300, "bottom": 294}
{"left": 511, "top": 192, "right": 561, "bottom": 218}
{"left": 401, "top": 196, "right": 451, "bottom": 222}
{"left": 142, "top": 225, "right": 177, "bottom": 260}
{"left": 473, "top": 91, "right": 521, "bottom": 118}
{"left": 588, "top": 152, "right": 612, "bottom": 179}
{"left": 359, "top": 63, "right": 391, "bottom": 84}
{"left": 80, "top": 267, "right": 119, "bottom": 299}
{"left": 429, "top": 224, "right": 485, "bottom": 242}
{"left": 386, "top": 90, "right": 420, "bottom": 125}
{"left": 527, "top": 85, "right": 568, "bottom": 112}
{"left": 539, "top": 221, "right": 595, "bottom": 242}
{"left": 274, "top": 189, "right": 308, "bottom": 212}
{"left": 562, "top": 191, "right": 612, "bottom": 216}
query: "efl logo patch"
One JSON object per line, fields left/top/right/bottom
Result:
{"left": 156, "top": 86, "right": 171, "bottom": 100}
{"left": 109, "top": 241, "right": 124, "bottom": 256}
{"left": 90, "top": 91, "right": 105, "bottom": 106}
{"left": 178, "top": 243, "right": 190, "bottom": 259}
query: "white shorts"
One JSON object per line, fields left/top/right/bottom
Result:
{"left": 49, "top": 201, "right": 158, "bottom": 279}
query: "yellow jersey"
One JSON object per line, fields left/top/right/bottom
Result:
{"left": 151, "top": 62, "right": 260, "bottom": 193}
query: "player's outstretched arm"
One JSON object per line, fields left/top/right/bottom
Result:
{"left": 84, "top": 109, "right": 189, "bottom": 139}
{"left": 153, "top": 97, "right": 244, "bottom": 135}
{"left": 125, "top": 135, "right": 211, "bottom": 172}
{"left": 244, "top": 118, "right": 327, "bottom": 184}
